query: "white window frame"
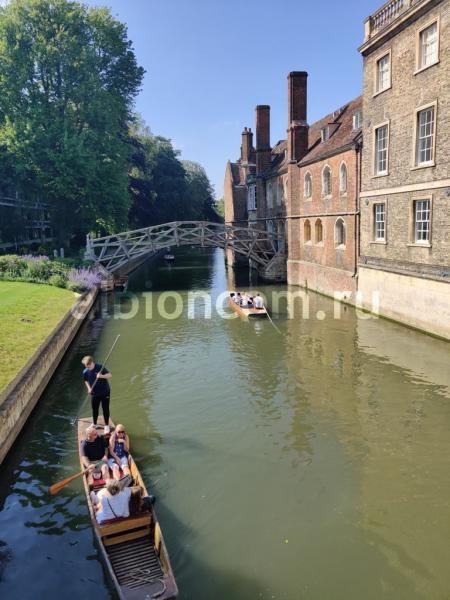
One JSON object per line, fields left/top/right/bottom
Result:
{"left": 409, "top": 197, "right": 432, "bottom": 246}
{"left": 412, "top": 101, "right": 437, "bottom": 169}
{"left": 304, "top": 172, "right": 312, "bottom": 199}
{"left": 373, "top": 120, "right": 390, "bottom": 177}
{"left": 339, "top": 162, "right": 348, "bottom": 194}
{"left": 415, "top": 17, "right": 440, "bottom": 74}
{"left": 373, "top": 202, "right": 386, "bottom": 242}
{"left": 321, "top": 126, "right": 330, "bottom": 142}
{"left": 334, "top": 218, "right": 346, "bottom": 248}
{"left": 353, "top": 110, "right": 362, "bottom": 130}
{"left": 322, "top": 165, "right": 332, "bottom": 198}
{"left": 373, "top": 49, "right": 392, "bottom": 97}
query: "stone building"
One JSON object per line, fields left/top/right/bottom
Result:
{"left": 358, "top": 0, "right": 450, "bottom": 338}
{"left": 286, "top": 70, "right": 363, "bottom": 299}
{"left": 224, "top": 106, "right": 288, "bottom": 274}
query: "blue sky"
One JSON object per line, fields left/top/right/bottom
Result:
{"left": 83, "top": 0, "right": 383, "bottom": 198}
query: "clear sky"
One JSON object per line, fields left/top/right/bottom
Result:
{"left": 83, "top": 0, "right": 383, "bottom": 198}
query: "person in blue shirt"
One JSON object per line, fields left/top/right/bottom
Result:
{"left": 82, "top": 355, "right": 112, "bottom": 434}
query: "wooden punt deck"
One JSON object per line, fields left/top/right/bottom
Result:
{"left": 78, "top": 417, "right": 178, "bottom": 599}
{"left": 228, "top": 293, "right": 268, "bottom": 319}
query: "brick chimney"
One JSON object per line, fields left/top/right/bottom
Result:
{"left": 256, "top": 105, "right": 271, "bottom": 174}
{"left": 287, "top": 71, "right": 309, "bottom": 163}
{"left": 240, "top": 127, "right": 253, "bottom": 164}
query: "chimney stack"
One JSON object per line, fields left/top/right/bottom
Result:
{"left": 241, "top": 127, "right": 253, "bottom": 164}
{"left": 256, "top": 105, "right": 271, "bottom": 174}
{"left": 287, "top": 71, "right": 309, "bottom": 163}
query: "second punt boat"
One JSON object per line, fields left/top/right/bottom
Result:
{"left": 228, "top": 292, "right": 268, "bottom": 319}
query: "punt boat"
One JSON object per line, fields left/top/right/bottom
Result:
{"left": 228, "top": 292, "right": 268, "bottom": 319}
{"left": 77, "top": 417, "right": 178, "bottom": 599}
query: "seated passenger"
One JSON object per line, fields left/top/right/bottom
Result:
{"left": 81, "top": 426, "right": 110, "bottom": 482}
{"left": 90, "top": 479, "right": 132, "bottom": 524}
{"left": 234, "top": 292, "right": 241, "bottom": 304}
{"left": 254, "top": 293, "right": 264, "bottom": 309}
{"left": 240, "top": 293, "right": 249, "bottom": 307}
{"left": 108, "top": 424, "right": 131, "bottom": 481}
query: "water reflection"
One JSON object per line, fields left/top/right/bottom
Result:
{"left": 1, "top": 248, "right": 450, "bottom": 599}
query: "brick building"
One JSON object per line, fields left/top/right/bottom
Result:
{"left": 286, "top": 71, "right": 363, "bottom": 298}
{"left": 358, "top": 0, "right": 450, "bottom": 338}
{"left": 224, "top": 106, "right": 287, "bottom": 273}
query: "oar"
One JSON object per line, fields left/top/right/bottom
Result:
{"left": 71, "top": 334, "right": 121, "bottom": 426}
{"left": 263, "top": 303, "right": 282, "bottom": 335}
{"left": 48, "top": 468, "right": 90, "bottom": 495}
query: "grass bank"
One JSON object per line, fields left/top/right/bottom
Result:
{"left": 0, "top": 281, "right": 76, "bottom": 392}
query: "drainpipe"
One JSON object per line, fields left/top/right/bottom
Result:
{"left": 354, "top": 140, "right": 361, "bottom": 283}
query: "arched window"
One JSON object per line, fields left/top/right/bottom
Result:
{"left": 304, "top": 219, "right": 311, "bottom": 243}
{"left": 339, "top": 163, "right": 347, "bottom": 193}
{"left": 315, "top": 219, "right": 323, "bottom": 244}
{"left": 304, "top": 172, "right": 312, "bottom": 198}
{"left": 322, "top": 166, "right": 332, "bottom": 197}
{"left": 335, "top": 218, "right": 346, "bottom": 247}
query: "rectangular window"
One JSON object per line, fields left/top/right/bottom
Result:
{"left": 376, "top": 53, "right": 390, "bottom": 93}
{"left": 353, "top": 110, "right": 362, "bottom": 130}
{"left": 414, "top": 200, "right": 430, "bottom": 244}
{"left": 374, "top": 203, "right": 385, "bottom": 241}
{"left": 374, "top": 124, "right": 388, "bottom": 175}
{"left": 419, "top": 22, "right": 438, "bottom": 69}
{"left": 416, "top": 106, "right": 435, "bottom": 165}
{"left": 248, "top": 185, "right": 257, "bottom": 211}
{"left": 321, "top": 126, "right": 330, "bottom": 142}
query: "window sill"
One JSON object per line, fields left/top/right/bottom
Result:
{"left": 340, "top": 192, "right": 348, "bottom": 197}
{"left": 315, "top": 242, "right": 324, "bottom": 247}
{"left": 373, "top": 85, "right": 391, "bottom": 98}
{"left": 411, "top": 162, "right": 435, "bottom": 171}
{"left": 370, "top": 240, "right": 387, "bottom": 245}
{"left": 407, "top": 242, "right": 432, "bottom": 248}
{"left": 322, "top": 194, "right": 332, "bottom": 200}
{"left": 335, "top": 244, "right": 346, "bottom": 250}
{"left": 371, "top": 172, "right": 388, "bottom": 179}
{"left": 304, "top": 241, "right": 312, "bottom": 246}
{"left": 414, "top": 60, "right": 439, "bottom": 76}
{"left": 303, "top": 197, "right": 312, "bottom": 202}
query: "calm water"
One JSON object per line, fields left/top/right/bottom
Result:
{"left": 1, "top": 248, "right": 450, "bottom": 599}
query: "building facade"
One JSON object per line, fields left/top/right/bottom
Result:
{"left": 0, "top": 192, "right": 52, "bottom": 250}
{"left": 224, "top": 107, "right": 287, "bottom": 276}
{"left": 358, "top": 0, "right": 450, "bottom": 338}
{"left": 286, "top": 71, "right": 363, "bottom": 299}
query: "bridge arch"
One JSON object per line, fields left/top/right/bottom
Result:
{"left": 86, "top": 221, "right": 285, "bottom": 274}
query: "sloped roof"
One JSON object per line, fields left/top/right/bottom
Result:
{"left": 299, "top": 96, "right": 362, "bottom": 165}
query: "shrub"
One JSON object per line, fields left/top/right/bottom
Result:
{"left": 24, "top": 256, "right": 52, "bottom": 280}
{"left": 67, "top": 267, "right": 102, "bottom": 292}
{"left": 48, "top": 274, "right": 68, "bottom": 288}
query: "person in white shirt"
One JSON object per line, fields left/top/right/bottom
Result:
{"left": 90, "top": 479, "right": 131, "bottom": 524}
{"left": 254, "top": 294, "right": 264, "bottom": 309}
{"left": 241, "top": 293, "right": 249, "bottom": 307}
{"left": 233, "top": 292, "right": 241, "bottom": 304}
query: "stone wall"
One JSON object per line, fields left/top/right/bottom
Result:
{"left": 0, "top": 288, "right": 98, "bottom": 465}
{"left": 358, "top": 265, "right": 450, "bottom": 339}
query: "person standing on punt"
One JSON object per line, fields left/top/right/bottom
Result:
{"left": 254, "top": 293, "right": 264, "bottom": 309}
{"left": 82, "top": 355, "right": 112, "bottom": 434}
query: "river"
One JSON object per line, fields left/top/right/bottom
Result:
{"left": 1, "top": 248, "right": 450, "bottom": 599}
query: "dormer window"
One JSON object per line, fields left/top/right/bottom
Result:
{"left": 321, "top": 126, "right": 330, "bottom": 142}
{"left": 353, "top": 110, "right": 362, "bottom": 129}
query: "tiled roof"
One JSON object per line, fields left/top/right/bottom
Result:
{"left": 299, "top": 96, "right": 362, "bottom": 165}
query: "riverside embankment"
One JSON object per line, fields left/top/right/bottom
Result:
{"left": 1, "top": 248, "right": 450, "bottom": 599}
{"left": 0, "top": 282, "right": 97, "bottom": 464}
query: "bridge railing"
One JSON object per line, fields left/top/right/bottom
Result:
{"left": 86, "top": 221, "right": 284, "bottom": 273}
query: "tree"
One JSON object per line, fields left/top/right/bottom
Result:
{"left": 0, "top": 0, "right": 144, "bottom": 244}
{"left": 182, "top": 160, "right": 220, "bottom": 222}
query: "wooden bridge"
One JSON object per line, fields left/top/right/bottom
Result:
{"left": 86, "top": 221, "right": 285, "bottom": 274}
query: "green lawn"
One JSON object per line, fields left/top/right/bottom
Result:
{"left": 0, "top": 281, "right": 76, "bottom": 392}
